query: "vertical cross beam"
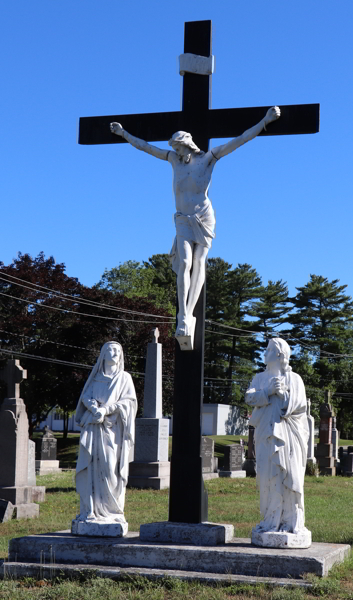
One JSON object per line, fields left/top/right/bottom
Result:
{"left": 168, "top": 21, "right": 211, "bottom": 524}
{"left": 0, "top": 359, "right": 27, "bottom": 399}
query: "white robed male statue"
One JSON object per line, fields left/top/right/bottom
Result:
{"left": 110, "top": 107, "right": 280, "bottom": 350}
{"left": 72, "top": 341, "right": 137, "bottom": 537}
{"left": 245, "top": 338, "right": 311, "bottom": 548}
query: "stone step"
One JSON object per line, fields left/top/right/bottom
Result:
{"left": 0, "top": 561, "right": 313, "bottom": 588}
{"left": 8, "top": 531, "right": 350, "bottom": 579}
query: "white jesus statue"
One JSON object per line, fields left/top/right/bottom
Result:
{"left": 110, "top": 107, "right": 280, "bottom": 349}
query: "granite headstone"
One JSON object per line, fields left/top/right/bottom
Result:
{"left": 35, "top": 427, "right": 61, "bottom": 475}
{"left": 220, "top": 443, "right": 246, "bottom": 478}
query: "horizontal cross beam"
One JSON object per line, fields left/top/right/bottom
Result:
{"left": 78, "top": 103, "right": 320, "bottom": 146}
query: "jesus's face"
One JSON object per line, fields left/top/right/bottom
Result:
{"left": 173, "top": 142, "right": 191, "bottom": 158}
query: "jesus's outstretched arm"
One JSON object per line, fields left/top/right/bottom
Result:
{"left": 110, "top": 122, "right": 169, "bottom": 161}
{"left": 211, "top": 106, "right": 281, "bottom": 160}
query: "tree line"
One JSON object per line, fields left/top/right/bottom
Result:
{"left": 1, "top": 252, "right": 353, "bottom": 437}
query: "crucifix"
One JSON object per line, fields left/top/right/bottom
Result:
{"left": 0, "top": 358, "right": 27, "bottom": 399}
{"left": 79, "top": 20, "right": 319, "bottom": 524}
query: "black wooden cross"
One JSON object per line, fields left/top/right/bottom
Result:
{"left": 78, "top": 20, "right": 319, "bottom": 524}
{"left": 0, "top": 359, "right": 27, "bottom": 399}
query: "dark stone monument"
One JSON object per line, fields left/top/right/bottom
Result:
{"left": 35, "top": 427, "right": 61, "bottom": 475}
{"left": 0, "top": 359, "right": 45, "bottom": 520}
{"left": 243, "top": 426, "right": 256, "bottom": 476}
{"left": 338, "top": 447, "right": 353, "bottom": 477}
{"left": 315, "top": 394, "right": 336, "bottom": 476}
{"left": 220, "top": 443, "right": 246, "bottom": 478}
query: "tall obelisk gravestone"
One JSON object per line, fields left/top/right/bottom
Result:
{"left": 78, "top": 19, "right": 319, "bottom": 528}
{"left": 128, "top": 328, "right": 170, "bottom": 489}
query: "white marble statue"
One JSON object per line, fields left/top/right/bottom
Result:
{"left": 72, "top": 341, "right": 137, "bottom": 537}
{"left": 110, "top": 107, "right": 280, "bottom": 350}
{"left": 245, "top": 338, "right": 311, "bottom": 548}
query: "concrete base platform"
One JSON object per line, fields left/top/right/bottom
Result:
{"left": 219, "top": 470, "right": 246, "bottom": 478}
{"left": 8, "top": 531, "right": 351, "bottom": 579}
{"left": 0, "top": 561, "right": 314, "bottom": 588}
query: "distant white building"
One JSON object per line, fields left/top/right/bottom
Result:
{"left": 38, "top": 408, "right": 80, "bottom": 433}
{"left": 201, "top": 404, "right": 249, "bottom": 436}
{"left": 40, "top": 403, "right": 248, "bottom": 437}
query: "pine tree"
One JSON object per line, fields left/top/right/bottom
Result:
{"left": 287, "top": 275, "right": 353, "bottom": 428}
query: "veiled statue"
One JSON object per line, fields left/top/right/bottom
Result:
{"left": 72, "top": 341, "right": 137, "bottom": 537}
{"left": 245, "top": 337, "right": 311, "bottom": 548}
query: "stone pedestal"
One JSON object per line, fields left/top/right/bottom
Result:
{"left": 140, "top": 521, "right": 234, "bottom": 545}
{"left": 129, "top": 461, "right": 170, "bottom": 490}
{"left": 71, "top": 519, "right": 128, "bottom": 537}
{"left": 252, "top": 528, "right": 312, "bottom": 549}
{"left": 128, "top": 329, "right": 171, "bottom": 490}
{"left": 36, "top": 460, "right": 62, "bottom": 475}
{"left": 220, "top": 470, "right": 246, "bottom": 478}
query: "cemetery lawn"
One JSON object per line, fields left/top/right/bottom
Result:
{"left": 1, "top": 472, "right": 353, "bottom": 599}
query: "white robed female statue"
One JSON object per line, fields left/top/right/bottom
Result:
{"left": 245, "top": 338, "right": 311, "bottom": 548}
{"left": 72, "top": 341, "right": 137, "bottom": 537}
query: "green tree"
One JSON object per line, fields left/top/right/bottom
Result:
{"left": 205, "top": 262, "right": 263, "bottom": 407}
{"left": 98, "top": 254, "right": 176, "bottom": 315}
{"left": 0, "top": 253, "right": 175, "bottom": 436}
{"left": 287, "top": 275, "right": 353, "bottom": 430}
{"left": 251, "top": 279, "right": 291, "bottom": 365}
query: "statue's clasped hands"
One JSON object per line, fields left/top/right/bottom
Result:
{"left": 92, "top": 407, "right": 107, "bottom": 424}
{"left": 267, "top": 376, "right": 286, "bottom": 399}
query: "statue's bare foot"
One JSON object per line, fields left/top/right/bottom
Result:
{"left": 175, "top": 316, "right": 196, "bottom": 351}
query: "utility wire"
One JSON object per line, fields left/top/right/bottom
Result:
{"left": 0, "top": 291, "right": 172, "bottom": 324}
{"left": 0, "top": 273, "right": 175, "bottom": 320}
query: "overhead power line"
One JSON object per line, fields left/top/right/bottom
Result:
{"left": 0, "top": 291, "right": 172, "bottom": 325}
{"left": 0, "top": 272, "right": 175, "bottom": 320}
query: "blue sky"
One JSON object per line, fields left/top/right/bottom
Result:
{"left": 1, "top": 1, "right": 352, "bottom": 300}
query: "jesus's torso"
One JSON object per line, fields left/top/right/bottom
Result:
{"left": 170, "top": 151, "right": 216, "bottom": 215}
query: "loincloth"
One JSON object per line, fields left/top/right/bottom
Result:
{"left": 169, "top": 200, "right": 216, "bottom": 274}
